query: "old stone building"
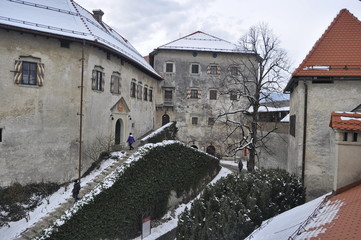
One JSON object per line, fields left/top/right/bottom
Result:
{"left": 284, "top": 9, "right": 361, "bottom": 199}
{"left": 0, "top": 0, "right": 162, "bottom": 186}
{"left": 149, "top": 31, "right": 258, "bottom": 156}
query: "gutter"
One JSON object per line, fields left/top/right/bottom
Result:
{"left": 302, "top": 80, "right": 308, "bottom": 184}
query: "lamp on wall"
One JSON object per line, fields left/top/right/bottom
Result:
{"left": 110, "top": 114, "right": 114, "bottom": 120}
{"left": 128, "top": 115, "right": 132, "bottom": 120}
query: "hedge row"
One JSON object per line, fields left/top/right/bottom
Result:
{"left": 46, "top": 142, "right": 220, "bottom": 240}
{"left": 146, "top": 122, "right": 178, "bottom": 144}
{"left": 177, "top": 168, "right": 305, "bottom": 240}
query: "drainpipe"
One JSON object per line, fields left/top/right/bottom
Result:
{"left": 302, "top": 79, "right": 308, "bottom": 184}
{"left": 78, "top": 39, "right": 85, "bottom": 180}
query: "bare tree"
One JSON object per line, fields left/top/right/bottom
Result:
{"left": 218, "top": 23, "right": 290, "bottom": 171}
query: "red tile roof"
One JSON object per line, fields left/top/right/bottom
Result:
{"left": 304, "top": 183, "right": 361, "bottom": 240}
{"left": 293, "top": 9, "right": 361, "bottom": 77}
{"left": 330, "top": 112, "right": 361, "bottom": 131}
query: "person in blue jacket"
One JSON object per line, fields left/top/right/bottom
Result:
{"left": 127, "top": 133, "right": 135, "bottom": 150}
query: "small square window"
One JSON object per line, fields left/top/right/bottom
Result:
{"left": 165, "top": 63, "right": 174, "bottom": 73}
{"left": 192, "top": 117, "right": 198, "bottom": 125}
{"left": 164, "top": 90, "right": 173, "bottom": 100}
{"left": 230, "top": 67, "right": 239, "bottom": 76}
{"left": 209, "top": 90, "right": 217, "bottom": 100}
{"left": 208, "top": 118, "right": 215, "bottom": 126}
{"left": 230, "top": 92, "right": 238, "bottom": 100}
{"left": 191, "top": 64, "right": 199, "bottom": 74}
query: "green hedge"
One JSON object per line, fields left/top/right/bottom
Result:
{"left": 146, "top": 122, "right": 178, "bottom": 144}
{"left": 177, "top": 168, "right": 305, "bottom": 240}
{"left": 45, "top": 142, "right": 220, "bottom": 240}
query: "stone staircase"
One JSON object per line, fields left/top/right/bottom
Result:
{"left": 15, "top": 151, "right": 134, "bottom": 240}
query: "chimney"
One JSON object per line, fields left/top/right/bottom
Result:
{"left": 92, "top": 9, "right": 104, "bottom": 23}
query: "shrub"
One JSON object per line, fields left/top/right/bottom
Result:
{"left": 45, "top": 142, "right": 220, "bottom": 240}
{"left": 0, "top": 182, "right": 60, "bottom": 227}
{"left": 146, "top": 122, "right": 178, "bottom": 144}
{"left": 177, "top": 168, "right": 305, "bottom": 240}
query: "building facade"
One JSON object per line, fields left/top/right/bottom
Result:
{"left": 285, "top": 9, "right": 361, "bottom": 199}
{"left": 0, "top": 0, "right": 162, "bottom": 186}
{"left": 150, "top": 31, "right": 258, "bottom": 156}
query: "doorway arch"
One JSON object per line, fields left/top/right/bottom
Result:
{"left": 115, "top": 118, "right": 123, "bottom": 144}
{"left": 206, "top": 145, "right": 216, "bottom": 156}
{"left": 162, "top": 113, "right": 170, "bottom": 126}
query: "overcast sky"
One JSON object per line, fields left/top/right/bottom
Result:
{"left": 75, "top": 0, "right": 361, "bottom": 72}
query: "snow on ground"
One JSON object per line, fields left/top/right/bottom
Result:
{"left": 132, "top": 167, "right": 233, "bottom": 240}
{"left": 0, "top": 140, "right": 230, "bottom": 240}
{"left": 0, "top": 152, "right": 125, "bottom": 240}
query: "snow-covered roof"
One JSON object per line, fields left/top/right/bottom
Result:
{"left": 248, "top": 106, "right": 290, "bottom": 113}
{"left": 156, "top": 31, "right": 246, "bottom": 53}
{"left": 0, "top": 0, "right": 161, "bottom": 79}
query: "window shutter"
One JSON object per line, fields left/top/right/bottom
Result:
{"left": 207, "top": 65, "right": 211, "bottom": 74}
{"left": 36, "top": 63, "right": 45, "bottom": 86}
{"left": 91, "top": 70, "right": 97, "bottom": 90}
{"left": 217, "top": 66, "right": 221, "bottom": 75}
{"left": 14, "top": 60, "right": 23, "bottom": 84}
{"left": 101, "top": 72, "right": 105, "bottom": 91}
{"left": 110, "top": 75, "right": 114, "bottom": 93}
{"left": 186, "top": 89, "right": 191, "bottom": 99}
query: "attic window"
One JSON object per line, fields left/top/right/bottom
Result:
{"left": 60, "top": 40, "right": 70, "bottom": 48}
{"left": 165, "top": 62, "right": 175, "bottom": 73}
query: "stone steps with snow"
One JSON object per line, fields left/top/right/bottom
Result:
{"left": 13, "top": 150, "right": 134, "bottom": 240}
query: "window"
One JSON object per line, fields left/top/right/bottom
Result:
{"left": 191, "top": 63, "right": 200, "bottom": 74}
{"left": 230, "top": 92, "right": 238, "bottom": 100}
{"left": 144, "top": 86, "right": 148, "bottom": 101}
{"left": 290, "top": 115, "right": 296, "bottom": 137}
{"left": 14, "top": 59, "right": 44, "bottom": 86}
{"left": 207, "top": 65, "right": 220, "bottom": 75}
{"left": 60, "top": 40, "right": 70, "bottom": 48}
{"left": 0, "top": 128, "right": 2, "bottom": 142}
{"left": 209, "top": 90, "right": 217, "bottom": 100}
{"left": 165, "top": 62, "right": 174, "bottom": 73}
{"left": 190, "top": 89, "right": 199, "bottom": 99}
{"left": 91, "top": 66, "right": 104, "bottom": 91}
{"left": 149, "top": 88, "right": 153, "bottom": 102}
{"left": 343, "top": 132, "right": 348, "bottom": 141}
{"left": 192, "top": 117, "right": 198, "bottom": 125}
{"left": 130, "top": 80, "right": 136, "bottom": 98}
{"left": 110, "top": 72, "right": 121, "bottom": 94}
{"left": 208, "top": 118, "right": 215, "bottom": 126}
{"left": 137, "top": 82, "right": 143, "bottom": 99}
{"left": 230, "top": 66, "right": 239, "bottom": 76}
{"left": 353, "top": 133, "right": 358, "bottom": 142}
{"left": 164, "top": 90, "right": 173, "bottom": 103}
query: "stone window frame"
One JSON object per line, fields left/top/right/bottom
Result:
{"left": 164, "top": 62, "right": 175, "bottom": 73}
{"left": 191, "top": 117, "right": 198, "bottom": 125}
{"left": 130, "top": 79, "right": 137, "bottom": 98}
{"left": 209, "top": 89, "right": 217, "bottom": 100}
{"left": 190, "top": 63, "right": 201, "bottom": 75}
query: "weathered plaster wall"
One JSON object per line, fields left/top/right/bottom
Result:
{"left": 153, "top": 49, "right": 252, "bottom": 155}
{"left": 0, "top": 29, "right": 159, "bottom": 186}
{"left": 288, "top": 80, "right": 361, "bottom": 200}
{"left": 334, "top": 131, "right": 361, "bottom": 190}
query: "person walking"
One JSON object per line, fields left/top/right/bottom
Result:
{"left": 127, "top": 133, "right": 135, "bottom": 150}
{"left": 72, "top": 179, "right": 81, "bottom": 202}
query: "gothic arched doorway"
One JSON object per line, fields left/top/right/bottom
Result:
{"left": 162, "top": 113, "right": 170, "bottom": 126}
{"left": 115, "top": 119, "right": 123, "bottom": 144}
{"left": 206, "top": 145, "right": 216, "bottom": 156}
